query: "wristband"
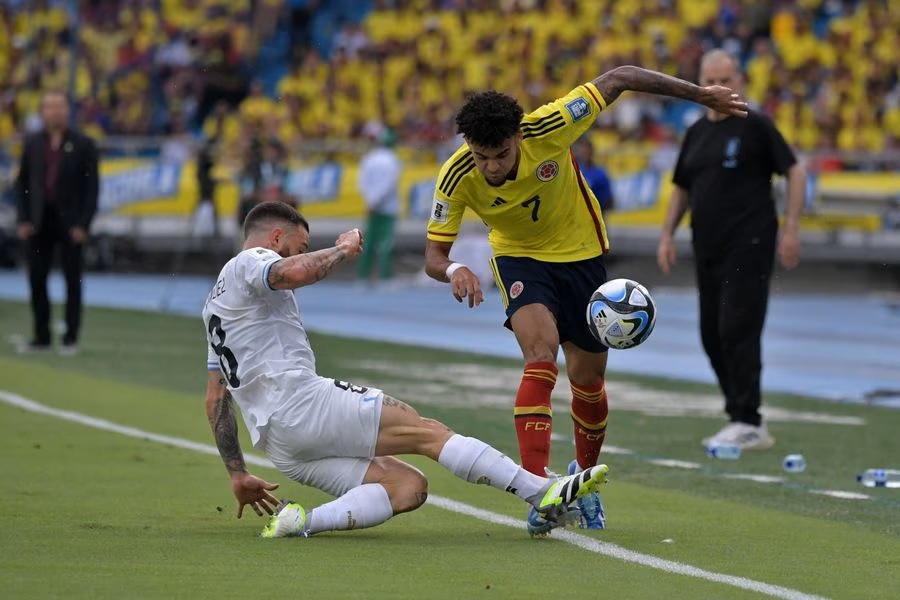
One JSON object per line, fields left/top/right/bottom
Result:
{"left": 445, "top": 262, "right": 466, "bottom": 279}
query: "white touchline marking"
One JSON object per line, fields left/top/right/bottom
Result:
{"left": 811, "top": 490, "right": 871, "bottom": 500}
{"left": 724, "top": 473, "right": 785, "bottom": 484}
{"left": 647, "top": 458, "right": 702, "bottom": 469}
{"left": 2, "top": 390, "right": 829, "bottom": 600}
{"left": 431, "top": 496, "right": 828, "bottom": 600}
{"left": 599, "top": 444, "right": 634, "bottom": 455}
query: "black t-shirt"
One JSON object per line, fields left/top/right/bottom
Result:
{"left": 672, "top": 110, "right": 796, "bottom": 257}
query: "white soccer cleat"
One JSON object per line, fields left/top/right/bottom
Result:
{"left": 260, "top": 501, "right": 308, "bottom": 539}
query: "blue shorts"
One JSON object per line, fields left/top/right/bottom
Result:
{"left": 490, "top": 255, "right": 608, "bottom": 353}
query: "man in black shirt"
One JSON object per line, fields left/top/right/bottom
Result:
{"left": 16, "top": 91, "right": 99, "bottom": 354}
{"left": 656, "top": 50, "right": 805, "bottom": 450}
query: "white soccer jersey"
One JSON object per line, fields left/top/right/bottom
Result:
{"left": 202, "top": 247, "right": 317, "bottom": 448}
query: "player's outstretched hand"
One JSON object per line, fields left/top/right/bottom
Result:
{"left": 230, "top": 471, "right": 281, "bottom": 519}
{"left": 450, "top": 266, "right": 484, "bottom": 308}
{"left": 697, "top": 85, "right": 749, "bottom": 117}
{"left": 336, "top": 228, "right": 363, "bottom": 259}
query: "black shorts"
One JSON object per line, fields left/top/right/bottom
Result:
{"left": 490, "top": 255, "right": 608, "bottom": 353}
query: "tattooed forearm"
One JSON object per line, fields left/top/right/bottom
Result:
{"left": 268, "top": 246, "right": 347, "bottom": 289}
{"left": 307, "top": 246, "right": 347, "bottom": 282}
{"left": 211, "top": 388, "right": 246, "bottom": 474}
{"left": 592, "top": 66, "right": 702, "bottom": 106}
{"left": 382, "top": 395, "right": 411, "bottom": 412}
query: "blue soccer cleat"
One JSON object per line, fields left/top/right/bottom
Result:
{"left": 526, "top": 505, "right": 555, "bottom": 538}
{"left": 567, "top": 460, "right": 607, "bottom": 529}
{"left": 526, "top": 464, "right": 607, "bottom": 537}
{"left": 526, "top": 504, "right": 581, "bottom": 538}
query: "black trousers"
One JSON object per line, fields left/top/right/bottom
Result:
{"left": 27, "top": 210, "right": 84, "bottom": 345}
{"left": 694, "top": 236, "right": 775, "bottom": 426}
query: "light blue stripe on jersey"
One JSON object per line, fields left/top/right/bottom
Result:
{"left": 207, "top": 361, "right": 220, "bottom": 372}
{"left": 262, "top": 259, "right": 278, "bottom": 291}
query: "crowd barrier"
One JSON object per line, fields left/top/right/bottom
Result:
{"left": 95, "top": 154, "right": 898, "bottom": 232}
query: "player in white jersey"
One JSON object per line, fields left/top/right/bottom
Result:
{"left": 203, "top": 201, "right": 610, "bottom": 538}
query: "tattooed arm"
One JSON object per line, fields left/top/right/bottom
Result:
{"left": 205, "top": 372, "right": 247, "bottom": 474}
{"left": 267, "top": 228, "right": 364, "bottom": 290}
{"left": 592, "top": 66, "right": 748, "bottom": 117}
{"left": 205, "top": 371, "right": 280, "bottom": 518}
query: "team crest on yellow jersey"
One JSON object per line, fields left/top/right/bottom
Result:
{"left": 536, "top": 160, "right": 558, "bottom": 182}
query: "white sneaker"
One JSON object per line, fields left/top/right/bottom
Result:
{"left": 58, "top": 343, "right": 79, "bottom": 357}
{"left": 701, "top": 422, "right": 743, "bottom": 446}
{"left": 735, "top": 423, "right": 775, "bottom": 450}
{"left": 703, "top": 422, "right": 774, "bottom": 450}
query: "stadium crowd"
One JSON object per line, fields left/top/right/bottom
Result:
{"left": 0, "top": 0, "right": 897, "bottom": 170}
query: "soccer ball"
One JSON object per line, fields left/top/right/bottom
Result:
{"left": 586, "top": 278, "right": 657, "bottom": 349}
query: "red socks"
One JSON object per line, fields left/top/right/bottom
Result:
{"left": 570, "top": 380, "right": 608, "bottom": 469}
{"left": 513, "top": 361, "right": 557, "bottom": 475}
{"left": 512, "top": 365, "right": 609, "bottom": 474}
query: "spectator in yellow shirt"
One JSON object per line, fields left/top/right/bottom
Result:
{"left": 240, "top": 80, "right": 277, "bottom": 127}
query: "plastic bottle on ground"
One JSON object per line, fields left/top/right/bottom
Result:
{"left": 783, "top": 454, "right": 807, "bottom": 473}
{"left": 857, "top": 469, "right": 900, "bottom": 488}
{"left": 705, "top": 443, "right": 741, "bottom": 460}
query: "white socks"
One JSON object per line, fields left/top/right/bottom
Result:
{"left": 437, "top": 434, "right": 546, "bottom": 501}
{"left": 305, "top": 483, "right": 393, "bottom": 535}
{"left": 303, "top": 436, "right": 552, "bottom": 536}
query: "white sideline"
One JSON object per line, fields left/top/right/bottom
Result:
{"left": 0, "top": 389, "right": 827, "bottom": 600}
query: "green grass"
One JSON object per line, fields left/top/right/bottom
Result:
{"left": 1, "top": 300, "right": 899, "bottom": 599}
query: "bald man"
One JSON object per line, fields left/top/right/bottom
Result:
{"left": 16, "top": 91, "right": 99, "bottom": 354}
{"left": 657, "top": 50, "right": 806, "bottom": 451}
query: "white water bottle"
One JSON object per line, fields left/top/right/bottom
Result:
{"left": 783, "top": 454, "right": 807, "bottom": 473}
{"left": 706, "top": 443, "right": 741, "bottom": 460}
{"left": 857, "top": 469, "right": 900, "bottom": 488}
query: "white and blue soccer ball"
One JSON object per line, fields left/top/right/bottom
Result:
{"left": 586, "top": 278, "right": 657, "bottom": 350}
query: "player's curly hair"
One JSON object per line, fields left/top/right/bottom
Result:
{"left": 455, "top": 91, "right": 524, "bottom": 148}
{"left": 243, "top": 201, "right": 309, "bottom": 238}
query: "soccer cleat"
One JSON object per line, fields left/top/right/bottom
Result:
{"left": 567, "top": 460, "right": 606, "bottom": 529}
{"left": 526, "top": 506, "right": 552, "bottom": 538}
{"left": 534, "top": 464, "right": 609, "bottom": 524}
{"left": 260, "top": 500, "right": 308, "bottom": 539}
{"left": 526, "top": 505, "right": 581, "bottom": 538}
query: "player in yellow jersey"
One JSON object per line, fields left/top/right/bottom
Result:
{"left": 424, "top": 65, "right": 747, "bottom": 536}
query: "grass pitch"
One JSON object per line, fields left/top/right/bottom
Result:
{"left": 0, "top": 300, "right": 898, "bottom": 599}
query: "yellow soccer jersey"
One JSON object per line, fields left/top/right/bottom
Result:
{"left": 427, "top": 83, "right": 611, "bottom": 262}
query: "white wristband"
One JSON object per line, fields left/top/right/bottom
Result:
{"left": 445, "top": 262, "right": 466, "bottom": 279}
